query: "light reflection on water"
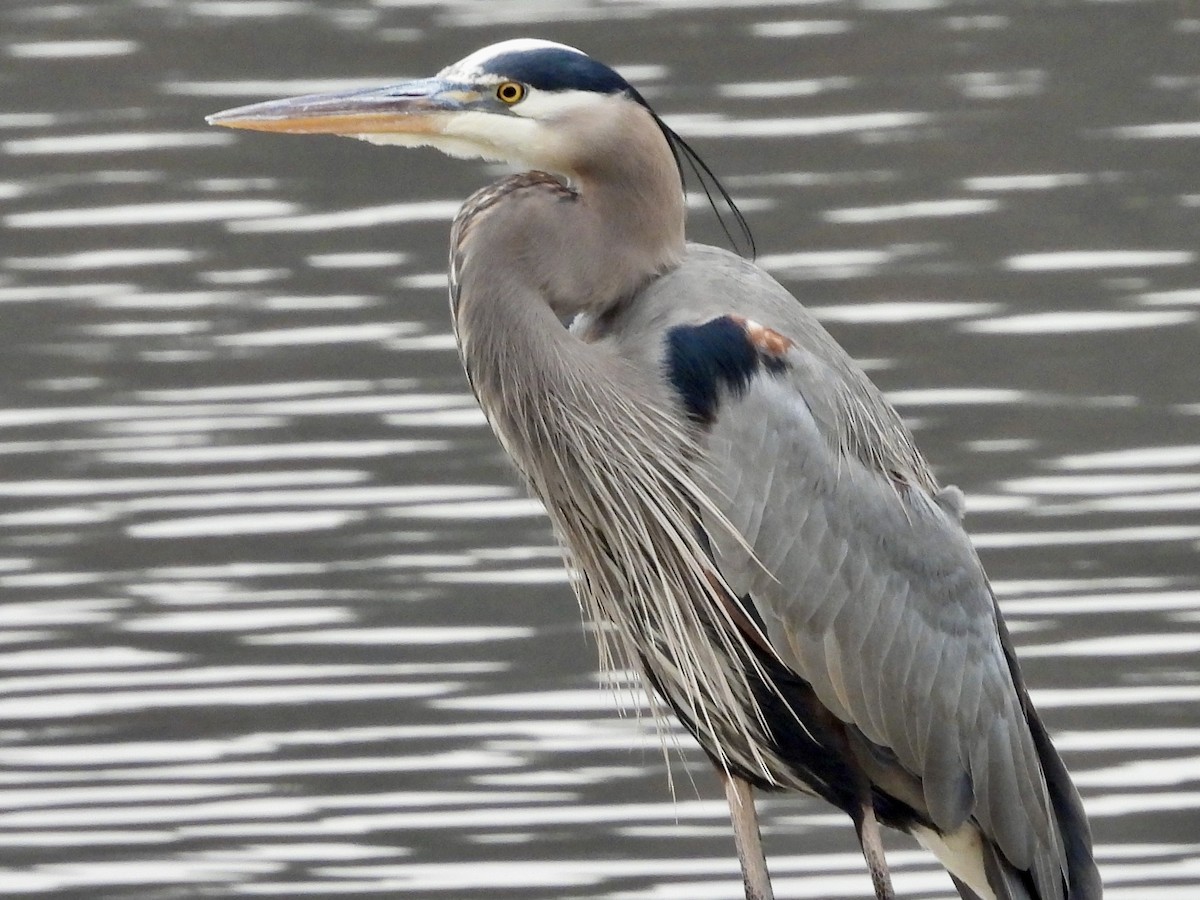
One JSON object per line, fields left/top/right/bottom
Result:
{"left": 1, "top": 1, "right": 1198, "bottom": 898}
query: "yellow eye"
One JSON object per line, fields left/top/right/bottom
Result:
{"left": 496, "top": 81, "right": 526, "bottom": 105}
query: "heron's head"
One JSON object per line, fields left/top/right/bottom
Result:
{"left": 208, "top": 39, "right": 752, "bottom": 255}
{"left": 207, "top": 39, "right": 661, "bottom": 177}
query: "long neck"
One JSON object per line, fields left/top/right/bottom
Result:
{"left": 449, "top": 180, "right": 779, "bottom": 786}
{"left": 448, "top": 98, "right": 686, "bottom": 473}
{"left": 453, "top": 99, "right": 686, "bottom": 324}
{"left": 567, "top": 101, "right": 687, "bottom": 308}
{"left": 446, "top": 110, "right": 780, "bottom": 779}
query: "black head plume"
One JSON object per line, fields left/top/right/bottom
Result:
{"left": 627, "top": 88, "right": 755, "bottom": 260}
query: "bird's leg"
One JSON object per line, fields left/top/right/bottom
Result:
{"left": 825, "top": 716, "right": 895, "bottom": 900}
{"left": 720, "top": 771, "right": 775, "bottom": 900}
{"left": 853, "top": 800, "right": 896, "bottom": 900}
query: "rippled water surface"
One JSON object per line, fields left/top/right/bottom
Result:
{"left": 2, "top": 1, "right": 1198, "bottom": 898}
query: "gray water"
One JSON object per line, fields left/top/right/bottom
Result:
{"left": 2, "top": 1, "right": 1198, "bottom": 898}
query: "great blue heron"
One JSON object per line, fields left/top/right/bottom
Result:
{"left": 208, "top": 39, "right": 1101, "bottom": 900}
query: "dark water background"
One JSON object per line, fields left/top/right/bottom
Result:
{"left": 2, "top": 1, "right": 1198, "bottom": 897}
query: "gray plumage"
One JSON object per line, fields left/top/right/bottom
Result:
{"left": 207, "top": 38, "right": 1102, "bottom": 900}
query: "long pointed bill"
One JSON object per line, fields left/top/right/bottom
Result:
{"left": 205, "top": 78, "right": 482, "bottom": 137}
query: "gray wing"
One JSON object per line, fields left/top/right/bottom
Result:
{"left": 589, "top": 244, "right": 1073, "bottom": 899}
{"left": 700, "top": 360, "right": 1062, "bottom": 872}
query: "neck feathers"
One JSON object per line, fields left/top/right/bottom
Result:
{"left": 446, "top": 101, "right": 782, "bottom": 788}
{"left": 451, "top": 97, "right": 684, "bottom": 321}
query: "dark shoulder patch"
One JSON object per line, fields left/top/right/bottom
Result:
{"left": 484, "top": 48, "right": 631, "bottom": 95}
{"left": 666, "top": 316, "right": 790, "bottom": 424}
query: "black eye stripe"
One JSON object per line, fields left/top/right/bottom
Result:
{"left": 482, "top": 48, "right": 629, "bottom": 94}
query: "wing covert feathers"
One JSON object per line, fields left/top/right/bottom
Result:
{"left": 700, "top": 366, "right": 1076, "bottom": 896}
{"left": 578, "top": 245, "right": 1097, "bottom": 898}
